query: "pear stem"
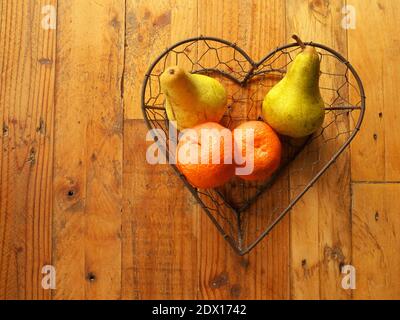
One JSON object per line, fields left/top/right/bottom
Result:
{"left": 292, "top": 34, "right": 306, "bottom": 49}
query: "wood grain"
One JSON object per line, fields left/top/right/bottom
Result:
{"left": 53, "top": 0, "right": 124, "bottom": 299}
{"left": 352, "top": 183, "right": 400, "bottom": 299}
{"left": 0, "top": 0, "right": 56, "bottom": 300}
{"left": 349, "top": 0, "right": 400, "bottom": 181}
{"left": 122, "top": 120, "right": 198, "bottom": 299}
{"left": 287, "top": 0, "right": 352, "bottom": 299}
{"left": 196, "top": 0, "right": 289, "bottom": 300}
{"left": 122, "top": 0, "right": 199, "bottom": 300}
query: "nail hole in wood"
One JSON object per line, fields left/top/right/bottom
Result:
{"left": 67, "top": 190, "right": 75, "bottom": 197}
{"left": 373, "top": 133, "right": 378, "bottom": 140}
{"left": 3, "top": 124, "right": 8, "bottom": 135}
{"left": 110, "top": 17, "right": 119, "bottom": 28}
{"left": 87, "top": 272, "right": 96, "bottom": 282}
{"left": 375, "top": 211, "right": 379, "bottom": 221}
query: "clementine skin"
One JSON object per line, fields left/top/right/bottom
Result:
{"left": 234, "top": 121, "right": 282, "bottom": 181}
{"left": 176, "top": 122, "right": 235, "bottom": 189}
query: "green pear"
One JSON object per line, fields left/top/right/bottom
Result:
{"left": 262, "top": 38, "right": 325, "bottom": 138}
{"left": 160, "top": 66, "right": 227, "bottom": 130}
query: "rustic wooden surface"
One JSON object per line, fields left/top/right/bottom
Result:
{"left": 1, "top": 0, "right": 399, "bottom": 300}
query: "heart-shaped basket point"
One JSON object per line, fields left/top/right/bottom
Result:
{"left": 141, "top": 36, "right": 365, "bottom": 255}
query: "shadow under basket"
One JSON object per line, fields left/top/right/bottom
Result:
{"left": 141, "top": 36, "right": 365, "bottom": 255}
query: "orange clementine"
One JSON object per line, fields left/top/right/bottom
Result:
{"left": 234, "top": 121, "right": 281, "bottom": 181}
{"left": 176, "top": 122, "right": 235, "bottom": 189}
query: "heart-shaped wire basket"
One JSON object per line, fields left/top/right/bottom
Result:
{"left": 141, "top": 36, "right": 365, "bottom": 255}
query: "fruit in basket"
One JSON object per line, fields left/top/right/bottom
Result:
{"left": 176, "top": 122, "right": 234, "bottom": 189}
{"left": 160, "top": 66, "right": 227, "bottom": 130}
{"left": 262, "top": 35, "right": 325, "bottom": 138}
{"left": 234, "top": 121, "right": 281, "bottom": 181}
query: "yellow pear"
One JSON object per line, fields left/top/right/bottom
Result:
{"left": 160, "top": 66, "right": 227, "bottom": 130}
{"left": 262, "top": 36, "right": 325, "bottom": 138}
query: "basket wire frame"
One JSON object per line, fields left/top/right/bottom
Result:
{"left": 141, "top": 36, "right": 365, "bottom": 255}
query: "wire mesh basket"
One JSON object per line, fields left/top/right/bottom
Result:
{"left": 141, "top": 36, "right": 365, "bottom": 255}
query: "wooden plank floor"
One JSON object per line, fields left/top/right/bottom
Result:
{"left": 0, "top": 0, "right": 399, "bottom": 300}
